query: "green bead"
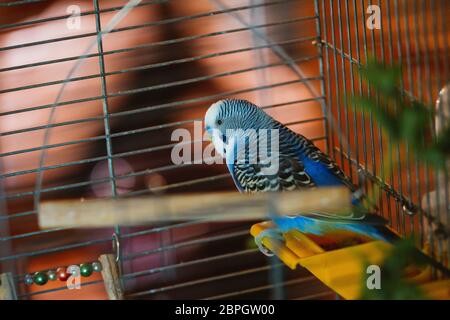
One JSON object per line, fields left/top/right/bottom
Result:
{"left": 92, "top": 262, "right": 102, "bottom": 272}
{"left": 47, "top": 270, "right": 57, "bottom": 281}
{"left": 80, "top": 263, "right": 93, "bottom": 277}
{"left": 33, "top": 272, "right": 48, "bottom": 286}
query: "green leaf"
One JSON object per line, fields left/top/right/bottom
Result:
{"left": 351, "top": 96, "right": 399, "bottom": 139}
{"left": 419, "top": 147, "right": 447, "bottom": 169}
{"left": 350, "top": 59, "right": 449, "bottom": 172}
{"left": 399, "top": 108, "right": 429, "bottom": 145}
{"left": 359, "top": 59, "right": 402, "bottom": 98}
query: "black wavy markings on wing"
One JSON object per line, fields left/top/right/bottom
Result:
{"left": 234, "top": 154, "right": 315, "bottom": 193}
{"left": 232, "top": 117, "right": 357, "bottom": 195}
{"left": 281, "top": 124, "right": 357, "bottom": 193}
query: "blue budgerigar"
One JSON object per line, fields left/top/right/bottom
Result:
{"left": 204, "top": 99, "right": 398, "bottom": 253}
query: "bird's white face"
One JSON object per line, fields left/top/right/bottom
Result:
{"left": 204, "top": 100, "right": 228, "bottom": 158}
{"left": 204, "top": 100, "right": 221, "bottom": 133}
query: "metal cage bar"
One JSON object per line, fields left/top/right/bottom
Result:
{"left": 0, "top": 0, "right": 330, "bottom": 299}
{"left": 317, "top": 0, "right": 449, "bottom": 267}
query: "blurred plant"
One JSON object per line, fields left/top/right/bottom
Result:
{"left": 350, "top": 60, "right": 450, "bottom": 299}
{"left": 360, "top": 238, "right": 428, "bottom": 300}
{"left": 351, "top": 59, "right": 449, "bottom": 170}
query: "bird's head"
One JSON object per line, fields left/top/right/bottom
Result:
{"left": 204, "top": 99, "right": 264, "bottom": 132}
{"left": 204, "top": 99, "right": 270, "bottom": 157}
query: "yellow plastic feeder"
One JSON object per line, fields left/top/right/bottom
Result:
{"left": 250, "top": 221, "right": 449, "bottom": 300}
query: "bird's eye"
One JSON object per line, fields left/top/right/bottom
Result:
{"left": 216, "top": 119, "right": 223, "bottom": 125}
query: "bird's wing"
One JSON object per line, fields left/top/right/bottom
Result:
{"left": 301, "top": 140, "right": 357, "bottom": 192}
{"left": 224, "top": 133, "right": 314, "bottom": 192}
{"left": 300, "top": 210, "right": 387, "bottom": 225}
{"left": 294, "top": 136, "right": 371, "bottom": 222}
{"left": 273, "top": 124, "right": 357, "bottom": 192}
{"left": 232, "top": 154, "right": 316, "bottom": 193}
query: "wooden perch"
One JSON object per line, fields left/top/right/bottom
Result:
{"left": 99, "top": 254, "right": 123, "bottom": 300}
{"left": 38, "top": 187, "right": 351, "bottom": 229}
{"left": 0, "top": 273, "right": 17, "bottom": 300}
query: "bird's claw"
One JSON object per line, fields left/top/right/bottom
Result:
{"left": 254, "top": 228, "right": 284, "bottom": 257}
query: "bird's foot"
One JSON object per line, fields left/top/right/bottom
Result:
{"left": 254, "top": 228, "right": 284, "bottom": 257}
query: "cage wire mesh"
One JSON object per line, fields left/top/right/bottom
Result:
{"left": 0, "top": 0, "right": 448, "bottom": 300}
{"left": 318, "top": 0, "right": 449, "bottom": 267}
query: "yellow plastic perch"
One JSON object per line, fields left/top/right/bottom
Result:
{"left": 250, "top": 221, "right": 449, "bottom": 300}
